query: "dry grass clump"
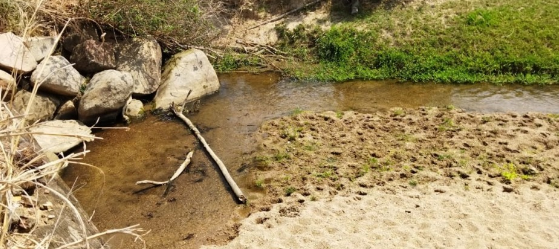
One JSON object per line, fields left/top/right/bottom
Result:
{"left": 0, "top": 0, "right": 82, "bottom": 36}
{"left": 86, "top": 0, "right": 228, "bottom": 51}
{"left": 1, "top": 0, "right": 232, "bottom": 52}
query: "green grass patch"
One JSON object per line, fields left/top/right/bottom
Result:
{"left": 255, "top": 179, "right": 264, "bottom": 188}
{"left": 280, "top": 126, "right": 303, "bottom": 141}
{"left": 214, "top": 52, "right": 264, "bottom": 72}
{"left": 284, "top": 186, "right": 296, "bottom": 196}
{"left": 497, "top": 163, "right": 529, "bottom": 183}
{"left": 273, "top": 0, "right": 559, "bottom": 84}
{"left": 291, "top": 107, "right": 304, "bottom": 116}
{"left": 438, "top": 118, "right": 459, "bottom": 131}
{"left": 273, "top": 151, "right": 291, "bottom": 162}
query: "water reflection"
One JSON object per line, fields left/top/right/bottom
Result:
{"left": 451, "top": 85, "right": 559, "bottom": 113}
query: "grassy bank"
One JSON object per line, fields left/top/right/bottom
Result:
{"left": 3, "top": 0, "right": 557, "bottom": 84}
{"left": 220, "top": 0, "right": 559, "bottom": 84}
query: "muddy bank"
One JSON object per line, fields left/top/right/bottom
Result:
{"left": 248, "top": 107, "right": 559, "bottom": 206}
{"left": 206, "top": 107, "right": 559, "bottom": 248}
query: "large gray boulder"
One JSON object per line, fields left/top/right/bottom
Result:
{"left": 117, "top": 37, "right": 162, "bottom": 96}
{"left": 0, "top": 69, "right": 16, "bottom": 101}
{"left": 154, "top": 49, "right": 220, "bottom": 109}
{"left": 70, "top": 39, "right": 116, "bottom": 74}
{"left": 30, "top": 56, "right": 85, "bottom": 97}
{"left": 78, "top": 70, "right": 133, "bottom": 124}
{"left": 30, "top": 120, "right": 94, "bottom": 153}
{"left": 12, "top": 90, "right": 60, "bottom": 124}
{"left": 25, "top": 36, "right": 56, "bottom": 62}
{"left": 0, "top": 32, "right": 37, "bottom": 73}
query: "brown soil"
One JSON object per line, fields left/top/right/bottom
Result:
{"left": 246, "top": 107, "right": 559, "bottom": 210}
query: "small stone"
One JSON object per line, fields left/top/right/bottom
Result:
{"left": 434, "top": 188, "right": 446, "bottom": 193}
{"left": 502, "top": 185, "right": 514, "bottom": 193}
{"left": 521, "top": 166, "right": 538, "bottom": 176}
{"left": 330, "top": 149, "right": 343, "bottom": 155}
{"left": 40, "top": 201, "right": 54, "bottom": 211}
{"left": 458, "top": 171, "right": 470, "bottom": 179}
{"left": 18, "top": 216, "right": 36, "bottom": 232}
{"left": 54, "top": 100, "right": 78, "bottom": 120}
{"left": 123, "top": 97, "right": 145, "bottom": 122}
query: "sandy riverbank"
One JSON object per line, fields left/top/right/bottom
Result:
{"left": 203, "top": 107, "right": 559, "bottom": 248}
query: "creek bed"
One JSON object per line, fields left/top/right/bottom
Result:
{"left": 62, "top": 73, "right": 559, "bottom": 248}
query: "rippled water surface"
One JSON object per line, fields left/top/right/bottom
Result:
{"left": 62, "top": 73, "right": 559, "bottom": 248}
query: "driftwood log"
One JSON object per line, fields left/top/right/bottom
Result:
{"left": 172, "top": 103, "right": 247, "bottom": 203}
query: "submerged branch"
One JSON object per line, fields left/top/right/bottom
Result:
{"left": 135, "top": 151, "right": 194, "bottom": 186}
{"left": 171, "top": 102, "right": 247, "bottom": 203}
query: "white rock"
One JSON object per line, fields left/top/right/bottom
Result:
{"left": 0, "top": 32, "right": 37, "bottom": 73}
{"left": 154, "top": 49, "right": 220, "bottom": 109}
{"left": 30, "top": 120, "right": 94, "bottom": 153}
{"left": 25, "top": 36, "right": 56, "bottom": 62}
{"left": 31, "top": 56, "right": 85, "bottom": 97}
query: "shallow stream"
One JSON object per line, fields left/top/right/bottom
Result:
{"left": 62, "top": 73, "right": 559, "bottom": 248}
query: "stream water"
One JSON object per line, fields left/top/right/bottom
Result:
{"left": 62, "top": 73, "right": 559, "bottom": 248}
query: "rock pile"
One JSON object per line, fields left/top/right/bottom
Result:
{"left": 1, "top": 28, "right": 221, "bottom": 150}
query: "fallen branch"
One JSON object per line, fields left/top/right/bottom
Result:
{"left": 255, "top": 54, "right": 282, "bottom": 72}
{"left": 171, "top": 103, "right": 247, "bottom": 203}
{"left": 136, "top": 151, "right": 194, "bottom": 186}
{"left": 247, "top": 0, "right": 325, "bottom": 30}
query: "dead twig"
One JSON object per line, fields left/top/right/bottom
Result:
{"left": 236, "top": 40, "right": 288, "bottom": 56}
